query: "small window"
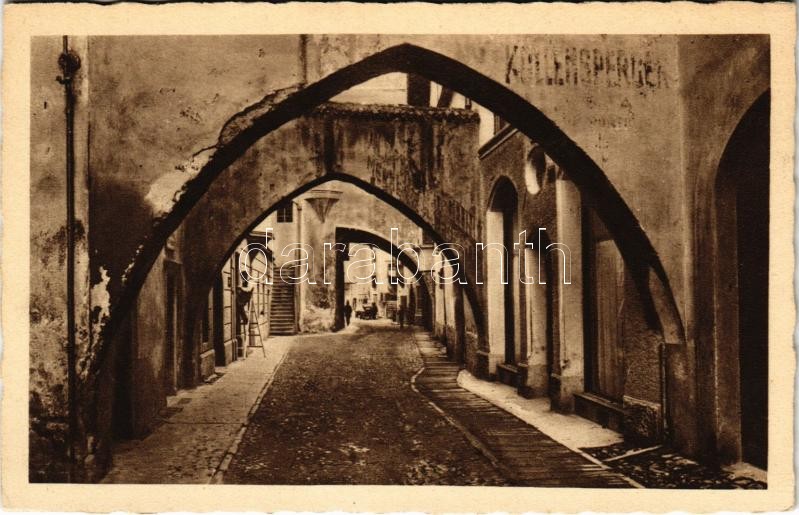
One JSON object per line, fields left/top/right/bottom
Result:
{"left": 493, "top": 113, "right": 509, "bottom": 135}
{"left": 277, "top": 204, "right": 293, "bottom": 223}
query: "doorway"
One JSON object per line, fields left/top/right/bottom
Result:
{"left": 523, "top": 244, "right": 555, "bottom": 398}
{"left": 584, "top": 209, "right": 625, "bottom": 403}
{"left": 213, "top": 278, "right": 226, "bottom": 366}
{"left": 486, "top": 177, "right": 519, "bottom": 371}
{"left": 163, "top": 264, "right": 180, "bottom": 396}
{"left": 233, "top": 251, "right": 246, "bottom": 360}
{"left": 714, "top": 93, "right": 769, "bottom": 468}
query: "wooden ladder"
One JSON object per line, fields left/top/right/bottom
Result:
{"left": 248, "top": 302, "right": 267, "bottom": 357}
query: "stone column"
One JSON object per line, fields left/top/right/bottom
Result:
{"left": 553, "top": 178, "right": 583, "bottom": 412}
{"left": 524, "top": 248, "right": 550, "bottom": 397}
{"left": 484, "top": 210, "right": 506, "bottom": 376}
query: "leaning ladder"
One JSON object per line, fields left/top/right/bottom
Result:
{"left": 248, "top": 302, "right": 267, "bottom": 357}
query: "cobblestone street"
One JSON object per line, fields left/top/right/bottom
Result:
{"left": 22, "top": 27, "right": 785, "bottom": 513}
{"left": 223, "top": 321, "right": 508, "bottom": 485}
{"left": 100, "top": 320, "right": 767, "bottom": 488}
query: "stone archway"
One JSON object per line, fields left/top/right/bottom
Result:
{"left": 332, "top": 226, "right": 434, "bottom": 332}
{"left": 77, "top": 43, "right": 688, "bottom": 480}
{"left": 156, "top": 101, "right": 485, "bottom": 395}
{"left": 98, "top": 43, "right": 685, "bottom": 368}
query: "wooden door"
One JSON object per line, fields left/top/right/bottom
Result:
{"left": 213, "top": 278, "right": 225, "bottom": 366}
{"left": 233, "top": 252, "right": 245, "bottom": 359}
{"left": 163, "top": 271, "right": 178, "bottom": 395}
{"left": 591, "top": 239, "right": 625, "bottom": 401}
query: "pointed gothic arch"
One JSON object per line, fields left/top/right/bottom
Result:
{"left": 95, "top": 42, "right": 685, "bottom": 415}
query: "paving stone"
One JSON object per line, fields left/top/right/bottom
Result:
{"left": 412, "top": 330, "right": 633, "bottom": 488}
{"left": 104, "top": 321, "right": 748, "bottom": 489}
{"left": 223, "top": 321, "right": 507, "bottom": 485}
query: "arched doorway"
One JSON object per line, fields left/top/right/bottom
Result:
{"left": 486, "top": 177, "right": 519, "bottom": 382}
{"left": 711, "top": 91, "right": 769, "bottom": 468}
{"left": 113, "top": 174, "right": 460, "bottom": 440}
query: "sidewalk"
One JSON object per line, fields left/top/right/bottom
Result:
{"left": 457, "top": 362, "right": 767, "bottom": 489}
{"left": 412, "top": 331, "right": 635, "bottom": 487}
{"left": 457, "top": 370, "right": 622, "bottom": 452}
{"left": 102, "top": 336, "right": 294, "bottom": 484}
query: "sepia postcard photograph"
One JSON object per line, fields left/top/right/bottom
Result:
{"left": 2, "top": 2, "right": 796, "bottom": 512}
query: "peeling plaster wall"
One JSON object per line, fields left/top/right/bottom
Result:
{"left": 87, "top": 35, "right": 303, "bottom": 310}
{"left": 29, "top": 35, "right": 306, "bottom": 481}
{"left": 30, "top": 36, "right": 92, "bottom": 481}
{"left": 30, "top": 36, "right": 72, "bottom": 482}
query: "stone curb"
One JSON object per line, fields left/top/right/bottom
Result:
{"left": 209, "top": 350, "right": 289, "bottom": 484}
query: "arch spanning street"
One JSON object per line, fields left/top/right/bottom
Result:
{"left": 105, "top": 43, "right": 684, "bottom": 363}
{"left": 29, "top": 34, "right": 771, "bottom": 485}
{"left": 331, "top": 226, "right": 435, "bottom": 332}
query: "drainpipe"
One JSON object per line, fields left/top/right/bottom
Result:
{"left": 294, "top": 200, "right": 303, "bottom": 334}
{"left": 57, "top": 35, "right": 81, "bottom": 480}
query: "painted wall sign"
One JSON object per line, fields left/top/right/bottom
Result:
{"left": 505, "top": 45, "right": 671, "bottom": 90}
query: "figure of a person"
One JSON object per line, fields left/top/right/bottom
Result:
{"left": 343, "top": 300, "right": 353, "bottom": 327}
{"left": 398, "top": 304, "right": 405, "bottom": 329}
{"left": 235, "top": 279, "right": 255, "bottom": 345}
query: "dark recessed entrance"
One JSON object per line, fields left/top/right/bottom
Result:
{"left": 715, "top": 93, "right": 769, "bottom": 469}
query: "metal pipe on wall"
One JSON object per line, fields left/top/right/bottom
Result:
{"left": 56, "top": 35, "right": 81, "bottom": 480}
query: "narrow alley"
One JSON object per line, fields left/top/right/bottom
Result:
{"left": 101, "top": 319, "right": 766, "bottom": 488}
{"left": 104, "top": 319, "right": 634, "bottom": 486}
{"left": 27, "top": 34, "right": 775, "bottom": 494}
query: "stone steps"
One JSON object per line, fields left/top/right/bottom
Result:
{"left": 269, "top": 283, "right": 296, "bottom": 336}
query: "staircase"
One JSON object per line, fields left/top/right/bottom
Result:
{"left": 269, "top": 281, "right": 297, "bottom": 335}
